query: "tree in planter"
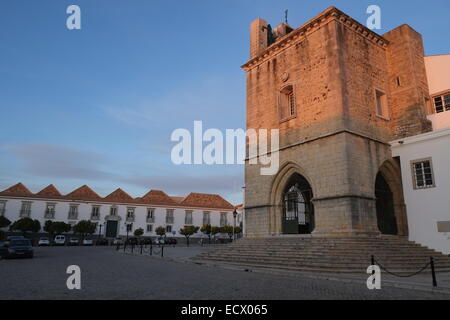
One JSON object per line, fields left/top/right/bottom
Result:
{"left": 134, "top": 228, "right": 144, "bottom": 242}
{"left": 10, "top": 217, "right": 36, "bottom": 236}
{"left": 179, "top": 226, "right": 199, "bottom": 247}
{"left": 210, "top": 226, "right": 221, "bottom": 243}
{"left": 155, "top": 226, "right": 166, "bottom": 244}
{"left": 0, "top": 216, "right": 11, "bottom": 229}
{"left": 50, "top": 221, "right": 71, "bottom": 237}
{"left": 200, "top": 224, "right": 212, "bottom": 244}
{"left": 220, "top": 226, "right": 242, "bottom": 242}
{"left": 72, "top": 220, "right": 97, "bottom": 241}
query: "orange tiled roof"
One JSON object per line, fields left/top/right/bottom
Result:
{"left": 65, "top": 185, "right": 102, "bottom": 201}
{"left": 104, "top": 188, "right": 134, "bottom": 203}
{"left": 0, "top": 183, "right": 33, "bottom": 197}
{"left": 0, "top": 183, "right": 234, "bottom": 210}
{"left": 36, "top": 184, "right": 63, "bottom": 198}
{"left": 139, "top": 190, "right": 178, "bottom": 206}
{"left": 181, "top": 193, "right": 234, "bottom": 210}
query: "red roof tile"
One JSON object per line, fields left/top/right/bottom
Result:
{"left": 36, "top": 184, "right": 62, "bottom": 198}
{"left": 180, "top": 193, "right": 234, "bottom": 210}
{"left": 104, "top": 188, "right": 135, "bottom": 203}
{"left": 139, "top": 190, "right": 178, "bottom": 206}
{"left": 65, "top": 185, "right": 102, "bottom": 201}
{"left": 0, "top": 183, "right": 33, "bottom": 197}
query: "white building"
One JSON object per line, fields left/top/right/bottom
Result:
{"left": 391, "top": 54, "right": 450, "bottom": 254}
{"left": 0, "top": 183, "right": 236, "bottom": 240}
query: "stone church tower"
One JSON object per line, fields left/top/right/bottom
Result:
{"left": 243, "top": 7, "right": 432, "bottom": 238}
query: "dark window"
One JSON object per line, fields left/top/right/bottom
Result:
{"left": 412, "top": 160, "right": 435, "bottom": 189}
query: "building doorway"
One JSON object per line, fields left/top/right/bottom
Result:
{"left": 375, "top": 173, "right": 398, "bottom": 235}
{"left": 282, "top": 174, "right": 314, "bottom": 234}
{"left": 105, "top": 220, "right": 118, "bottom": 238}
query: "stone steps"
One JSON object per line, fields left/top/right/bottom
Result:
{"left": 193, "top": 237, "right": 450, "bottom": 274}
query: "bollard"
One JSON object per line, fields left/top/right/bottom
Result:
{"left": 150, "top": 243, "right": 153, "bottom": 256}
{"left": 123, "top": 243, "right": 126, "bottom": 252}
{"left": 131, "top": 244, "right": 134, "bottom": 253}
{"left": 371, "top": 255, "right": 375, "bottom": 266}
{"left": 161, "top": 245, "right": 164, "bottom": 258}
{"left": 140, "top": 244, "right": 143, "bottom": 255}
{"left": 430, "top": 257, "right": 438, "bottom": 287}
{"left": 116, "top": 243, "right": 120, "bottom": 251}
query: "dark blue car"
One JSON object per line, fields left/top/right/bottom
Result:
{"left": 0, "top": 238, "right": 34, "bottom": 259}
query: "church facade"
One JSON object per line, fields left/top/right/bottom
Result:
{"left": 243, "top": 7, "right": 436, "bottom": 238}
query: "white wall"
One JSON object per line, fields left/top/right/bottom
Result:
{"left": 392, "top": 129, "right": 450, "bottom": 254}
{"left": 0, "top": 198, "right": 233, "bottom": 239}
{"left": 425, "top": 55, "right": 450, "bottom": 96}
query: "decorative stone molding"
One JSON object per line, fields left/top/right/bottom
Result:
{"left": 242, "top": 6, "right": 389, "bottom": 71}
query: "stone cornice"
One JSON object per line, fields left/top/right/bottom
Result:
{"left": 242, "top": 6, "right": 389, "bottom": 71}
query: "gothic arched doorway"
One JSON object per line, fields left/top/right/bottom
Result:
{"left": 375, "top": 172, "right": 398, "bottom": 235}
{"left": 282, "top": 174, "right": 314, "bottom": 234}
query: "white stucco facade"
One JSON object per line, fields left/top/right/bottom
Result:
{"left": 0, "top": 196, "right": 235, "bottom": 239}
{"left": 392, "top": 124, "right": 450, "bottom": 254}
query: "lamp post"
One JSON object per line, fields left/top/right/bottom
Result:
{"left": 232, "top": 209, "right": 237, "bottom": 242}
{"left": 97, "top": 223, "right": 103, "bottom": 245}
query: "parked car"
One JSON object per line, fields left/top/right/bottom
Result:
{"left": 155, "top": 237, "right": 165, "bottom": 245}
{"left": 54, "top": 235, "right": 66, "bottom": 246}
{"left": 96, "top": 238, "right": 109, "bottom": 246}
{"left": 0, "top": 238, "right": 34, "bottom": 259}
{"left": 69, "top": 238, "right": 80, "bottom": 246}
{"left": 82, "top": 238, "right": 93, "bottom": 246}
{"left": 126, "top": 237, "right": 139, "bottom": 246}
{"left": 38, "top": 237, "right": 51, "bottom": 246}
{"left": 166, "top": 238, "right": 178, "bottom": 246}
{"left": 7, "top": 236, "right": 25, "bottom": 241}
{"left": 139, "top": 238, "right": 153, "bottom": 245}
{"left": 112, "top": 238, "right": 123, "bottom": 245}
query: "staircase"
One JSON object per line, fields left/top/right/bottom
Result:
{"left": 193, "top": 236, "right": 450, "bottom": 274}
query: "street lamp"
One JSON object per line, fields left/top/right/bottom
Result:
{"left": 232, "top": 209, "right": 238, "bottom": 242}
{"left": 98, "top": 223, "right": 103, "bottom": 243}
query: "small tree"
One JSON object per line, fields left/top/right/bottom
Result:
{"left": 134, "top": 228, "right": 144, "bottom": 238}
{"left": 155, "top": 226, "right": 166, "bottom": 238}
{"left": 0, "top": 230, "right": 5, "bottom": 241}
{"left": 10, "top": 217, "right": 35, "bottom": 236}
{"left": 221, "top": 226, "right": 241, "bottom": 242}
{"left": 44, "top": 220, "right": 54, "bottom": 237}
{"left": 200, "top": 224, "right": 212, "bottom": 244}
{"left": 0, "top": 216, "right": 11, "bottom": 229}
{"left": 179, "top": 226, "right": 199, "bottom": 247}
{"left": 73, "top": 220, "right": 97, "bottom": 240}
{"left": 50, "top": 221, "right": 71, "bottom": 236}
{"left": 31, "top": 219, "right": 41, "bottom": 234}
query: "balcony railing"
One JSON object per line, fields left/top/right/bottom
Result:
{"left": 146, "top": 217, "right": 155, "bottom": 224}
{"left": 45, "top": 211, "right": 55, "bottom": 219}
{"left": 126, "top": 216, "right": 135, "bottom": 222}
{"left": 68, "top": 214, "right": 78, "bottom": 220}
{"left": 20, "top": 210, "right": 31, "bottom": 217}
{"left": 91, "top": 215, "right": 100, "bottom": 221}
{"left": 166, "top": 217, "right": 174, "bottom": 224}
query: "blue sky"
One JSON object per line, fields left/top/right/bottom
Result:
{"left": 0, "top": 0, "right": 449, "bottom": 204}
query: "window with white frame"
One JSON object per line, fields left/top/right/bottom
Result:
{"left": 20, "top": 201, "right": 32, "bottom": 217}
{"left": 220, "top": 212, "right": 228, "bottom": 227}
{"left": 411, "top": 159, "right": 436, "bottom": 189}
{"left": 146, "top": 224, "right": 153, "bottom": 233}
{"left": 433, "top": 92, "right": 450, "bottom": 113}
{"left": 0, "top": 201, "right": 6, "bottom": 216}
{"left": 110, "top": 206, "right": 117, "bottom": 216}
{"left": 68, "top": 205, "right": 79, "bottom": 220}
{"left": 91, "top": 206, "right": 100, "bottom": 220}
{"left": 375, "top": 89, "right": 389, "bottom": 119}
{"left": 203, "top": 211, "right": 211, "bottom": 226}
{"left": 166, "top": 209, "right": 174, "bottom": 224}
{"left": 147, "top": 208, "right": 155, "bottom": 223}
{"left": 279, "top": 85, "right": 296, "bottom": 122}
{"left": 126, "top": 207, "right": 135, "bottom": 222}
{"left": 45, "top": 203, "right": 56, "bottom": 219}
{"left": 185, "top": 210, "right": 193, "bottom": 225}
